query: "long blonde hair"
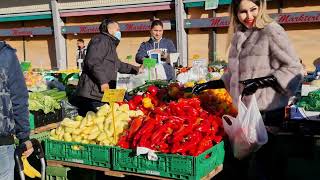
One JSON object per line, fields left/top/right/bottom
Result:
{"left": 226, "top": 0, "right": 273, "bottom": 52}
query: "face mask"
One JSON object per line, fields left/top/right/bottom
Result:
{"left": 114, "top": 31, "right": 121, "bottom": 40}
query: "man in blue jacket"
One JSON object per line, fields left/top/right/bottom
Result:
{"left": 0, "top": 41, "right": 31, "bottom": 180}
{"left": 135, "top": 20, "right": 177, "bottom": 81}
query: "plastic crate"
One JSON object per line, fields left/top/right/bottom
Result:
{"left": 20, "top": 61, "right": 31, "bottom": 72}
{"left": 29, "top": 112, "right": 35, "bottom": 130}
{"left": 45, "top": 139, "right": 112, "bottom": 168}
{"left": 31, "top": 109, "right": 62, "bottom": 128}
{"left": 46, "top": 166, "right": 70, "bottom": 180}
{"left": 30, "top": 131, "right": 50, "bottom": 142}
{"left": 112, "top": 141, "right": 225, "bottom": 180}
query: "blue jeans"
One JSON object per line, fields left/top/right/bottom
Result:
{"left": 0, "top": 145, "right": 15, "bottom": 180}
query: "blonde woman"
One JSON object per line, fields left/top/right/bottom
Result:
{"left": 193, "top": 0, "right": 303, "bottom": 179}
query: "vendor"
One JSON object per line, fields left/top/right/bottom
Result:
{"left": 135, "top": 20, "right": 177, "bottom": 81}
{"left": 72, "top": 19, "right": 143, "bottom": 116}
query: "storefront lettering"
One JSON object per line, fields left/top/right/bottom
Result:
{"left": 124, "top": 23, "right": 150, "bottom": 31}
{"left": 278, "top": 13, "right": 320, "bottom": 24}
{"left": 210, "top": 18, "right": 229, "bottom": 27}
{"left": 79, "top": 26, "right": 99, "bottom": 33}
{"left": 12, "top": 29, "right": 32, "bottom": 36}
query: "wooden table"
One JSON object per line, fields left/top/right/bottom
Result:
{"left": 47, "top": 160, "right": 223, "bottom": 180}
{"left": 30, "top": 122, "right": 60, "bottom": 135}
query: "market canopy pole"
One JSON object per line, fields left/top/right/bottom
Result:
{"left": 175, "top": 0, "right": 188, "bottom": 67}
{"left": 51, "top": 0, "right": 67, "bottom": 70}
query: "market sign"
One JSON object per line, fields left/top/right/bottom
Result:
{"left": 185, "top": 16, "right": 229, "bottom": 28}
{"left": 62, "top": 21, "right": 172, "bottom": 34}
{"left": 0, "top": 27, "right": 52, "bottom": 37}
{"left": 184, "top": 11, "right": 320, "bottom": 28}
{"left": 274, "top": 11, "right": 320, "bottom": 24}
{"left": 102, "top": 89, "right": 126, "bottom": 103}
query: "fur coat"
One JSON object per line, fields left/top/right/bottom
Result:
{"left": 222, "top": 21, "right": 303, "bottom": 111}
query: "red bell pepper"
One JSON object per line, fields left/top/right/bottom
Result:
{"left": 147, "top": 85, "right": 159, "bottom": 97}
{"left": 132, "top": 118, "right": 156, "bottom": 147}
{"left": 194, "top": 135, "right": 213, "bottom": 156}
{"left": 137, "top": 105, "right": 149, "bottom": 115}
{"left": 128, "top": 100, "right": 137, "bottom": 110}
{"left": 175, "top": 131, "right": 202, "bottom": 155}
{"left": 128, "top": 116, "right": 144, "bottom": 139}
{"left": 132, "top": 115, "right": 163, "bottom": 148}
{"left": 182, "top": 105, "right": 199, "bottom": 117}
{"left": 150, "top": 122, "right": 174, "bottom": 146}
{"left": 195, "top": 119, "right": 211, "bottom": 134}
{"left": 156, "top": 141, "right": 170, "bottom": 153}
{"left": 132, "top": 95, "right": 143, "bottom": 105}
{"left": 172, "top": 122, "right": 197, "bottom": 143}
{"left": 153, "top": 106, "right": 167, "bottom": 115}
{"left": 138, "top": 133, "right": 152, "bottom": 149}
{"left": 211, "top": 134, "right": 223, "bottom": 144}
{"left": 118, "top": 131, "right": 130, "bottom": 149}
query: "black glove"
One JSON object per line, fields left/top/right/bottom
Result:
{"left": 240, "top": 75, "right": 283, "bottom": 96}
{"left": 192, "top": 80, "right": 225, "bottom": 95}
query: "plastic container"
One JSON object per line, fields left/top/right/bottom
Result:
{"left": 45, "top": 139, "right": 112, "bottom": 168}
{"left": 20, "top": 61, "right": 31, "bottom": 72}
{"left": 30, "top": 131, "right": 50, "bottom": 142}
{"left": 46, "top": 166, "right": 70, "bottom": 180}
{"left": 31, "top": 109, "right": 63, "bottom": 128}
{"left": 29, "top": 112, "right": 35, "bottom": 130}
{"left": 112, "top": 141, "right": 225, "bottom": 180}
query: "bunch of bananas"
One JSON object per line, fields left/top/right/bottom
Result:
{"left": 22, "top": 156, "right": 41, "bottom": 178}
{"left": 50, "top": 103, "right": 144, "bottom": 146}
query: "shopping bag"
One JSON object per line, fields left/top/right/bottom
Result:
{"left": 222, "top": 95, "right": 268, "bottom": 159}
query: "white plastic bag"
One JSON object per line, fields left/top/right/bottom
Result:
{"left": 222, "top": 95, "right": 268, "bottom": 159}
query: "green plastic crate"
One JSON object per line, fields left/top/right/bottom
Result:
{"left": 45, "top": 139, "right": 112, "bottom": 168}
{"left": 29, "top": 112, "right": 35, "bottom": 130}
{"left": 46, "top": 166, "right": 70, "bottom": 180}
{"left": 30, "top": 131, "right": 50, "bottom": 142}
{"left": 20, "top": 61, "right": 31, "bottom": 72}
{"left": 112, "top": 141, "right": 225, "bottom": 180}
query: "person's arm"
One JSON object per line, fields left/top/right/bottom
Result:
{"left": 117, "top": 60, "right": 140, "bottom": 74}
{"left": 85, "top": 37, "right": 111, "bottom": 86}
{"left": 135, "top": 42, "right": 148, "bottom": 64}
{"left": 7, "top": 49, "right": 29, "bottom": 144}
{"left": 268, "top": 23, "right": 304, "bottom": 96}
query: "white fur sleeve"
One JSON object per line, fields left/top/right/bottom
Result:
{"left": 268, "top": 23, "right": 303, "bottom": 96}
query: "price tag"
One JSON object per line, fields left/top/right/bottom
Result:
{"left": 101, "top": 89, "right": 126, "bottom": 103}
{"left": 192, "top": 59, "right": 207, "bottom": 67}
{"left": 143, "top": 58, "right": 157, "bottom": 81}
{"left": 101, "top": 89, "right": 126, "bottom": 143}
{"left": 143, "top": 58, "right": 157, "bottom": 69}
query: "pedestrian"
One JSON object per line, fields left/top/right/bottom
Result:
{"left": 135, "top": 19, "right": 177, "bottom": 81}
{"left": 76, "top": 39, "right": 87, "bottom": 71}
{"left": 72, "top": 19, "right": 143, "bottom": 116}
{"left": 193, "top": 0, "right": 303, "bottom": 179}
{"left": 0, "top": 41, "right": 32, "bottom": 180}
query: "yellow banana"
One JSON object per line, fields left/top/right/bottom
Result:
{"left": 22, "top": 156, "right": 41, "bottom": 178}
